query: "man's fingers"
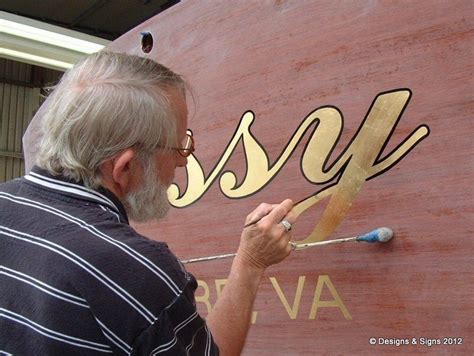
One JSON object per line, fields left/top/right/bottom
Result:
{"left": 263, "top": 199, "right": 294, "bottom": 226}
{"left": 244, "top": 203, "right": 274, "bottom": 226}
{"left": 245, "top": 200, "right": 296, "bottom": 230}
{"left": 239, "top": 199, "right": 296, "bottom": 269}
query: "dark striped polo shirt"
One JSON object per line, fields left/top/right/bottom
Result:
{"left": 0, "top": 166, "right": 219, "bottom": 355}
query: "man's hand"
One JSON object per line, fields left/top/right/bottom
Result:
{"left": 206, "top": 199, "right": 296, "bottom": 355}
{"left": 236, "top": 199, "right": 296, "bottom": 270}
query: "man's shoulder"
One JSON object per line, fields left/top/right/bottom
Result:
{"left": 0, "top": 178, "right": 191, "bottom": 297}
{"left": 0, "top": 177, "right": 42, "bottom": 221}
{"left": 0, "top": 177, "right": 24, "bottom": 192}
{"left": 74, "top": 220, "right": 192, "bottom": 293}
{"left": 86, "top": 220, "right": 175, "bottom": 263}
{"left": 92, "top": 222, "right": 184, "bottom": 273}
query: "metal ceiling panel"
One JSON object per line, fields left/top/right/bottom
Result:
{"left": 0, "top": 0, "right": 179, "bottom": 40}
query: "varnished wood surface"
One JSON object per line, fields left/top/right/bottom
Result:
{"left": 108, "top": 1, "right": 473, "bottom": 354}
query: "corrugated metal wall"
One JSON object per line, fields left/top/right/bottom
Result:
{"left": 0, "top": 58, "right": 62, "bottom": 182}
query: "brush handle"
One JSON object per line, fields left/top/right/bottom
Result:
{"left": 181, "top": 253, "right": 236, "bottom": 264}
{"left": 181, "top": 227, "right": 393, "bottom": 264}
{"left": 294, "top": 236, "right": 357, "bottom": 250}
{"left": 181, "top": 236, "right": 358, "bottom": 263}
{"left": 296, "top": 227, "right": 393, "bottom": 249}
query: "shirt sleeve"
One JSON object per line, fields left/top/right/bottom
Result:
{"left": 70, "top": 224, "right": 219, "bottom": 356}
{"left": 131, "top": 276, "right": 220, "bottom": 355}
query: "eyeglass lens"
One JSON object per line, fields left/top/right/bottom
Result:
{"left": 183, "top": 135, "right": 192, "bottom": 150}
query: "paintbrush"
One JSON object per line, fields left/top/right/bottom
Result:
{"left": 181, "top": 227, "right": 393, "bottom": 264}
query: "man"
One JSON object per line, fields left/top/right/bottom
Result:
{"left": 0, "top": 52, "right": 296, "bottom": 355}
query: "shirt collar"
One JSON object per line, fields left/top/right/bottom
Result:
{"left": 25, "top": 166, "right": 129, "bottom": 224}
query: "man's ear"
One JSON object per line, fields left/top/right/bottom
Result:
{"left": 101, "top": 148, "right": 139, "bottom": 199}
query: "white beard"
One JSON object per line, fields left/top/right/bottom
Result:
{"left": 124, "top": 160, "right": 170, "bottom": 222}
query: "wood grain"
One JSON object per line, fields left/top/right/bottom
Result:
{"left": 108, "top": 0, "right": 473, "bottom": 354}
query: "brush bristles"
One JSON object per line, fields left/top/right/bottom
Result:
{"left": 377, "top": 227, "right": 394, "bottom": 242}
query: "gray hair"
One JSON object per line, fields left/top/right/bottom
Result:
{"left": 37, "top": 51, "right": 185, "bottom": 189}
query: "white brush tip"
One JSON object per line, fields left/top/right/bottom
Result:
{"left": 377, "top": 227, "right": 394, "bottom": 242}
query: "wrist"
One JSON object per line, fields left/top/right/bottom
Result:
{"left": 234, "top": 249, "right": 267, "bottom": 275}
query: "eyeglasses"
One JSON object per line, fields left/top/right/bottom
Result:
{"left": 175, "top": 132, "right": 195, "bottom": 157}
{"left": 156, "top": 131, "right": 195, "bottom": 157}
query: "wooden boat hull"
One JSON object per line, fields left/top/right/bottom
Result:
{"left": 105, "top": 1, "right": 472, "bottom": 353}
